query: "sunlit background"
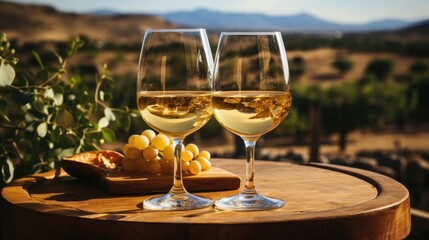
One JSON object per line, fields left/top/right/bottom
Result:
{"left": 1, "top": 0, "right": 429, "bottom": 238}
{"left": 6, "top": 0, "right": 429, "bottom": 23}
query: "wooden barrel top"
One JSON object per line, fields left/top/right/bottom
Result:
{"left": 0, "top": 159, "right": 410, "bottom": 240}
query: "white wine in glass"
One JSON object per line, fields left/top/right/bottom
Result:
{"left": 137, "top": 29, "right": 214, "bottom": 210}
{"left": 213, "top": 32, "right": 292, "bottom": 211}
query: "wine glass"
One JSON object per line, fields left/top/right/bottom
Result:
{"left": 212, "top": 32, "right": 292, "bottom": 211}
{"left": 137, "top": 29, "right": 214, "bottom": 210}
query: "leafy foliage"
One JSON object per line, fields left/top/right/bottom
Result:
{"left": 407, "top": 75, "right": 429, "bottom": 123}
{"left": 275, "top": 83, "right": 309, "bottom": 142}
{"left": 410, "top": 60, "right": 429, "bottom": 75}
{"left": 358, "top": 78, "right": 407, "bottom": 128}
{"left": 275, "top": 79, "right": 409, "bottom": 152}
{"left": 289, "top": 56, "right": 305, "bottom": 80}
{"left": 365, "top": 58, "right": 395, "bottom": 81}
{"left": 332, "top": 57, "right": 353, "bottom": 75}
{"left": 282, "top": 33, "right": 429, "bottom": 57}
{"left": 0, "top": 33, "right": 136, "bottom": 185}
{"left": 0, "top": 33, "right": 18, "bottom": 87}
{"left": 322, "top": 82, "right": 361, "bottom": 135}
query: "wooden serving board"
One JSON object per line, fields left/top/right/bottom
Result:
{"left": 101, "top": 167, "right": 241, "bottom": 194}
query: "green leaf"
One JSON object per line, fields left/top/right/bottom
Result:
{"left": 103, "top": 77, "right": 116, "bottom": 88}
{"left": 130, "top": 109, "right": 140, "bottom": 118}
{"left": 0, "top": 33, "right": 6, "bottom": 42}
{"left": 17, "top": 90, "right": 35, "bottom": 105}
{"left": 99, "top": 90, "right": 105, "bottom": 101}
{"left": 0, "top": 109, "right": 10, "bottom": 122}
{"left": 24, "top": 112, "right": 36, "bottom": 123}
{"left": 122, "top": 115, "right": 131, "bottom": 132}
{"left": 52, "top": 86, "right": 64, "bottom": 106}
{"left": 45, "top": 87, "right": 55, "bottom": 99}
{"left": 101, "top": 128, "right": 115, "bottom": 143}
{"left": 37, "top": 122, "right": 48, "bottom": 138}
{"left": 58, "top": 148, "right": 76, "bottom": 160}
{"left": 79, "top": 143, "right": 98, "bottom": 152}
{"left": 68, "top": 37, "right": 84, "bottom": 56}
{"left": 1, "top": 158, "right": 14, "bottom": 183}
{"left": 31, "top": 51, "right": 44, "bottom": 69}
{"left": 59, "top": 135, "right": 76, "bottom": 148}
{"left": 69, "top": 75, "right": 81, "bottom": 85}
{"left": 114, "top": 110, "right": 131, "bottom": 132}
{"left": 46, "top": 66, "right": 60, "bottom": 73}
{"left": 36, "top": 69, "right": 49, "bottom": 82}
{"left": 86, "top": 130, "right": 103, "bottom": 140}
{"left": 98, "top": 117, "right": 109, "bottom": 129}
{"left": 52, "top": 50, "right": 63, "bottom": 64}
{"left": 102, "top": 92, "right": 113, "bottom": 102}
{"left": 104, "top": 107, "right": 116, "bottom": 121}
{"left": 15, "top": 74, "right": 29, "bottom": 87}
{"left": 45, "top": 86, "right": 63, "bottom": 106}
{"left": 0, "top": 62, "right": 15, "bottom": 86}
{"left": 33, "top": 99, "right": 48, "bottom": 115}
{"left": 0, "top": 99, "right": 6, "bottom": 110}
{"left": 49, "top": 127, "right": 61, "bottom": 143}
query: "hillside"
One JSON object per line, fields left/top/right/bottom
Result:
{"left": 160, "top": 8, "right": 413, "bottom": 33}
{"left": 1, "top": 1, "right": 427, "bottom": 82}
{"left": 399, "top": 19, "right": 429, "bottom": 35}
{"left": 0, "top": 1, "right": 178, "bottom": 43}
{"left": 1, "top": 1, "right": 427, "bottom": 45}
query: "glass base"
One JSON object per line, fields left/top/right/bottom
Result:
{"left": 214, "top": 192, "right": 285, "bottom": 211}
{"left": 143, "top": 192, "right": 213, "bottom": 211}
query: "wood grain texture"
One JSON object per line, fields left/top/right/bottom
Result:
{"left": 101, "top": 167, "right": 241, "bottom": 194}
{"left": 0, "top": 159, "right": 410, "bottom": 240}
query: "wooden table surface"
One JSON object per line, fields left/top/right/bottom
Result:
{"left": 0, "top": 159, "right": 410, "bottom": 240}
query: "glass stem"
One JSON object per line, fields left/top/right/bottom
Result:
{"left": 170, "top": 138, "right": 187, "bottom": 195}
{"left": 242, "top": 139, "right": 259, "bottom": 195}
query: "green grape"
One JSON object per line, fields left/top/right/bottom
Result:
{"left": 122, "top": 157, "right": 138, "bottom": 171}
{"left": 182, "top": 160, "right": 190, "bottom": 172}
{"left": 185, "top": 143, "right": 199, "bottom": 159}
{"left": 135, "top": 157, "right": 149, "bottom": 173}
{"left": 189, "top": 160, "right": 202, "bottom": 175}
{"left": 147, "top": 160, "right": 161, "bottom": 175}
{"left": 122, "top": 143, "right": 131, "bottom": 155}
{"left": 143, "top": 145, "right": 159, "bottom": 160}
{"left": 125, "top": 147, "right": 142, "bottom": 160}
{"left": 133, "top": 135, "right": 150, "bottom": 150}
{"left": 181, "top": 150, "right": 193, "bottom": 162}
{"left": 152, "top": 134, "right": 170, "bottom": 150}
{"left": 159, "top": 157, "right": 172, "bottom": 174}
{"left": 196, "top": 156, "right": 211, "bottom": 171}
{"left": 199, "top": 150, "right": 211, "bottom": 160}
{"left": 141, "top": 129, "right": 156, "bottom": 142}
{"left": 162, "top": 144, "right": 174, "bottom": 161}
{"left": 127, "top": 134, "right": 140, "bottom": 145}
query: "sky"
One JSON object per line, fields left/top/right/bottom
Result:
{"left": 6, "top": 0, "right": 429, "bottom": 24}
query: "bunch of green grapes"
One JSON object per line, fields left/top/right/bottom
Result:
{"left": 121, "top": 129, "right": 212, "bottom": 175}
{"left": 181, "top": 143, "right": 212, "bottom": 175}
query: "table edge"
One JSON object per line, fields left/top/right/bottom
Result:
{"left": 0, "top": 161, "right": 411, "bottom": 239}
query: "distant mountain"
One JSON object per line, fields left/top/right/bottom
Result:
{"left": 399, "top": 19, "right": 429, "bottom": 35}
{"left": 0, "top": 2, "right": 178, "bottom": 43}
{"left": 159, "top": 9, "right": 414, "bottom": 33}
{"left": 88, "top": 9, "right": 122, "bottom": 16}
{"left": 1, "top": 1, "right": 425, "bottom": 44}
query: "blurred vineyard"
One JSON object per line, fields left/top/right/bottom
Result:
{"left": 4, "top": 32, "right": 429, "bottom": 161}
{"left": 9, "top": 33, "right": 429, "bottom": 142}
